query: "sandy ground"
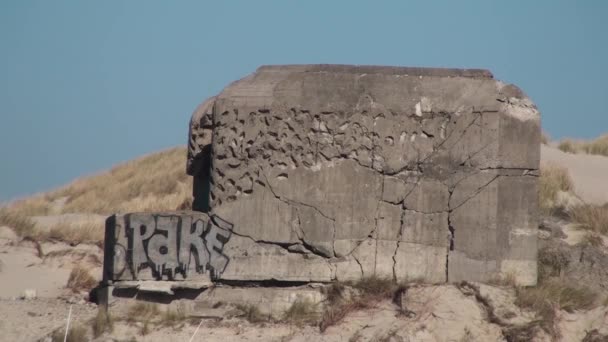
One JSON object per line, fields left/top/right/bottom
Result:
{"left": 541, "top": 145, "right": 608, "bottom": 205}
{"left": 0, "top": 299, "right": 96, "bottom": 342}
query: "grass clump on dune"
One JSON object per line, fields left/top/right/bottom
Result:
{"left": 557, "top": 135, "right": 608, "bottom": 157}
{"left": 540, "top": 131, "right": 550, "bottom": 145}
{"left": 92, "top": 309, "right": 114, "bottom": 338}
{"left": 557, "top": 140, "right": 577, "bottom": 154}
{"left": 47, "top": 219, "right": 105, "bottom": 246}
{"left": 569, "top": 203, "right": 608, "bottom": 235}
{"left": 66, "top": 264, "right": 98, "bottom": 292}
{"left": 0, "top": 208, "right": 38, "bottom": 238}
{"left": 538, "top": 164, "right": 574, "bottom": 215}
{"left": 320, "top": 277, "right": 403, "bottom": 332}
{"left": 283, "top": 299, "right": 320, "bottom": 326}
{"left": 515, "top": 247, "right": 600, "bottom": 338}
{"left": 579, "top": 135, "right": 608, "bottom": 156}
{"left": 51, "top": 324, "right": 87, "bottom": 342}
{"left": 7, "top": 147, "right": 192, "bottom": 216}
{"left": 515, "top": 280, "right": 597, "bottom": 335}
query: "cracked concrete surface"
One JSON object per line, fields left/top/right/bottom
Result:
{"left": 187, "top": 65, "right": 541, "bottom": 285}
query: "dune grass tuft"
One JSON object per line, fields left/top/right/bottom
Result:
{"left": 579, "top": 135, "right": 608, "bottom": 156}
{"left": 539, "top": 164, "right": 574, "bottom": 215}
{"left": 47, "top": 219, "right": 105, "bottom": 246}
{"left": 7, "top": 147, "right": 192, "bottom": 216}
{"left": 0, "top": 208, "right": 37, "bottom": 238}
{"left": 92, "top": 309, "right": 114, "bottom": 338}
{"left": 515, "top": 246, "right": 600, "bottom": 338}
{"left": 283, "top": 299, "right": 320, "bottom": 326}
{"left": 234, "top": 303, "right": 268, "bottom": 323}
{"left": 160, "top": 303, "right": 189, "bottom": 327}
{"left": 66, "top": 265, "right": 98, "bottom": 292}
{"left": 515, "top": 280, "right": 597, "bottom": 333}
{"left": 541, "top": 131, "right": 550, "bottom": 145}
{"left": 51, "top": 324, "right": 87, "bottom": 342}
{"left": 569, "top": 203, "right": 608, "bottom": 235}
{"left": 126, "top": 302, "right": 161, "bottom": 335}
{"left": 320, "top": 277, "right": 403, "bottom": 332}
{"left": 557, "top": 135, "right": 608, "bottom": 157}
{"left": 557, "top": 140, "right": 577, "bottom": 154}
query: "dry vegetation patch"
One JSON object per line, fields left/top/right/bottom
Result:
{"left": 233, "top": 303, "right": 269, "bottom": 323}
{"left": 160, "top": 303, "right": 189, "bottom": 327}
{"left": 557, "top": 135, "right": 608, "bottom": 156}
{"left": 125, "top": 302, "right": 161, "bottom": 336}
{"left": 539, "top": 164, "right": 575, "bottom": 214}
{"left": 51, "top": 324, "right": 87, "bottom": 342}
{"left": 569, "top": 203, "right": 608, "bottom": 235}
{"left": 0, "top": 208, "right": 37, "bottom": 238}
{"left": 92, "top": 309, "right": 114, "bottom": 338}
{"left": 320, "top": 277, "right": 403, "bottom": 332}
{"left": 515, "top": 280, "right": 597, "bottom": 336}
{"left": 47, "top": 219, "right": 105, "bottom": 246}
{"left": 541, "top": 131, "right": 550, "bottom": 145}
{"left": 283, "top": 298, "right": 320, "bottom": 326}
{"left": 7, "top": 147, "right": 191, "bottom": 216}
{"left": 514, "top": 246, "right": 600, "bottom": 338}
{"left": 66, "top": 265, "right": 98, "bottom": 292}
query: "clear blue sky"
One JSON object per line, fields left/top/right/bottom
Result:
{"left": 1, "top": 1, "right": 607, "bottom": 201}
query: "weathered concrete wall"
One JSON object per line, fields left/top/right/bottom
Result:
{"left": 104, "top": 65, "right": 540, "bottom": 287}
{"left": 187, "top": 65, "right": 540, "bottom": 286}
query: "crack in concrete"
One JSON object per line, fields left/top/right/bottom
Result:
{"left": 447, "top": 187, "right": 455, "bottom": 282}
{"left": 254, "top": 161, "right": 336, "bottom": 222}
{"left": 231, "top": 221, "right": 331, "bottom": 259}
{"left": 353, "top": 253, "right": 365, "bottom": 277}
{"left": 392, "top": 210, "right": 405, "bottom": 282}
{"left": 372, "top": 176, "right": 386, "bottom": 274}
{"left": 294, "top": 207, "right": 334, "bottom": 258}
{"left": 420, "top": 111, "right": 482, "bottom": 165}
{"left": 459, "top": 139, "right": 498, "bottom": 167}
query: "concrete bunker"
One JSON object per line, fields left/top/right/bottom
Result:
{"left": 103, "top": 65, "right": 540, "bottom": 298}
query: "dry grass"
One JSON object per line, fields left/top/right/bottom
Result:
{"left": 92, "top": 309, "right": 114, "bottom": 338}
{"left": 1, "top": 206, "right": 106, "bottom": 246}
{"left": 126, "top": 302, "right": 161, "bottom": 335}
{"left": 126, "top": 302, "right": 160, "bottom": 322}
{"left": 515, "top": 279, "right": 597, "bottom": 335}
{"left": 541, "top": 131, "right": 550, "bottom": 145}
{"left": 569, "top": 203, "right": 608, "bottom": 235}
{"left": 234, "top": 304, "right": 269, "bottom": 323}
{"left": 67, "top": 265, "right": 98, "bottom": 292}
{"left": 51, "top": 324, "right": 87, "bottom": 342}
{"left": 7, "top": 147, "right": 192, "bottom": 216}
{"left": 0, "top": 208, "right": 37, "bottom": 238}
{"left": 539, "top": 164, "right": 574, "bottom": 215}
{"left": 160, "top": 303, "right": 189, "bottom": 327}
{"left": 283, "top": 299, "right": 320, "bottom": 326}
{"left": 557, "top": 140, "right": 577, "bottom": 154}
{"left": 515, "top": 246, "right": 600, "bottom": 338}
{"left": 580, "top": 233, "right": 604, "bottom": 248}
{"left": 579, "top": 135, "right": 608, "bottom": 156}
{"left": 320, "top": 277, "right": 402, "bottom": 332}
{"left": 557, "top": 135, "right": 608, "bottom": 157}
{"left": 47, "top": 219, "right": 105, "bottom": 246}
{"left": 537, "top": 246, "right": 570, "bottom": 281}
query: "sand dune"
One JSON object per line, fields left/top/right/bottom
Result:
{"left": 541, "top": 145, "right": 608, "bottom": 205}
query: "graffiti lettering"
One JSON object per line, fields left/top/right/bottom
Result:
{"left": 104, "top": 213, "right": 233, "bottom": 281}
